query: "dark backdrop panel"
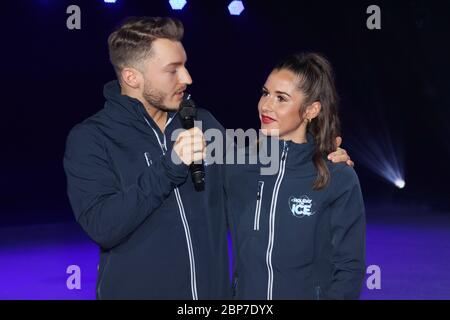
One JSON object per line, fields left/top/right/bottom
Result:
{"left": 1, "top": 0, "right": 449, "bottom": 225}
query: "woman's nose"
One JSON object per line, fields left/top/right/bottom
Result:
{"left": 261, "top": 97, "right": 274, "bottom": 112}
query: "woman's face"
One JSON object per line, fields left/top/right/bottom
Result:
{"left": 258, "top": 69, "right": 307, "bottom": 142}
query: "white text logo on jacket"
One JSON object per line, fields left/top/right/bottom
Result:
{"left": 289, "top": 196, "right": 315, "bottom": 218}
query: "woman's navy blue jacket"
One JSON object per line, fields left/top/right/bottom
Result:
{"left": 225, "top": 137, "right": 366, "bottom": 300}
{"left": 63, "top": 81, "right": 230, "bottom": 300}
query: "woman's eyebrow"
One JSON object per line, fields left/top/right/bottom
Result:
{"left": 274, "top": 90, "right": 291, "bottom": 97}
{"left": 262, "top": 87, "right": 291, "bottom": 97}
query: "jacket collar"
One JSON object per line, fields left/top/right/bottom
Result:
{"left": 103, "top": 80, "right": 177, "bottom": 132}
{"left": 258, "top": 133, "right": 316, "bottom": 168}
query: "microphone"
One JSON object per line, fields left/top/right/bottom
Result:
{"left": 178, "top": 94, "right": 205, "bottom": 192}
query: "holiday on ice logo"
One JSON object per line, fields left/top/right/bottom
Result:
{"left": 289, "top": 195, "right": 315, "bottom": 218}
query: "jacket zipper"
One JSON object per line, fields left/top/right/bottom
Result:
{"left": 232, "top": 274, "right": 239, "bottom": 298}
{"left": 253, "top": 181, "right": 265, "bottom": 231}
{"left": 315, "top": 286, "right": 321, "bottom": 300}
{"left": 266, "top": 141, "right": 288, "bottom": 300}
{"left": 97, "top": 254, "right": 111, "bottom": 300}
{"left": 143, "top": 115, "right": 199, "bottom": 300}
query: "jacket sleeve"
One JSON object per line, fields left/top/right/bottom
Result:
{"left": 327, "top": 165, "right": 366, "bottom": 300}
{"left": 63, "top": 123, "right": 188, "bottom": 250}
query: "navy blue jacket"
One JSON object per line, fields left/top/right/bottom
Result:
{"left": 225, "top": 137, "right": 366, "bottom": 300}
{"left": 63, "top": 81, "right": 231, "bottom": 300}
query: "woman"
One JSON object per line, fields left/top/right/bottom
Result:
{"left": 225, "top": 53, "right": 366, "bottom": 300}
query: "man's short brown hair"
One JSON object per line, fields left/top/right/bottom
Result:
{"left": 108, "top": 17, "right": 184, "bottom": 77}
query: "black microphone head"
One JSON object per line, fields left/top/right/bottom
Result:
{"left": 179, "top": 94, "right": 197, "bottom": 129}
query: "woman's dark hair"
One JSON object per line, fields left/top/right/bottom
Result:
{"left": 274, "top": 52, "right": 341, "bottom": 189}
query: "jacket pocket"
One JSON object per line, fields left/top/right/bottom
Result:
{"left": 253, "top": 181, "right": 264, "bottom": 231}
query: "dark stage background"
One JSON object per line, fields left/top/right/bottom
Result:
{"left": 0, "top": 0, "right": 449, "bottom": 300}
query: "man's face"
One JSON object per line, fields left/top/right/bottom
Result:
{"left": 140, "top": 38, "right": 192, "bottom": 111}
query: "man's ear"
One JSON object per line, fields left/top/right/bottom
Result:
{"left": 120, "top": 67, "right": 142, "bottom": 89}
{"left": 306, "top": 101, "right": 322, "bottom": 120}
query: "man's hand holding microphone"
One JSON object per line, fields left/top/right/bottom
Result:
{"left": 172, "top": 95, "right": 206, "bottom": 191}
{"left": 173, "top": 127, "right": 206, "bottom": 167}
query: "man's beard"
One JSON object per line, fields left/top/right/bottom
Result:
{"left": 142, "top": 82, "right": 177, "bottom": 112}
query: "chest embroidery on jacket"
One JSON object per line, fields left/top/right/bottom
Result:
{"left": 289, "top": 195, "right": 316, "bottom": 218}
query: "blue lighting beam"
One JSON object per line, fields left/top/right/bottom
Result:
{"left": 347, "top": 115, "right": 405, "bottom": 189}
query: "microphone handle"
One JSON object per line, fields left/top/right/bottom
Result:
{"left": 183, "top": 117, "right": 205, "bottom": 191}
{"left": 190, "top": 162, "right": 205, "bottom": 192}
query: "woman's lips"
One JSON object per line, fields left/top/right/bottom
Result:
{"left": 261, "top": 115, "right": 276, "bottom": 124}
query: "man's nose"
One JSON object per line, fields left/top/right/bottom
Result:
{"left": 180, "top": 67, "right": 193, "bottom": 85}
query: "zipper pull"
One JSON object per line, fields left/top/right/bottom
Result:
{"left": 256, "top": 181, "right": 264, "bottom": 200}
{"left": 281, "top": 141, "right": 288, "bottom": 161}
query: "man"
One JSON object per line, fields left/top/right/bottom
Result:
{"left": 63, "top": 17, "right": 351, "bottom": 300}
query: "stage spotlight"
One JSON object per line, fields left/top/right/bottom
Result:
{"left": 228, "top": 0, "right": 245, "bottom": 16}
{"left": 349, "top": 135, "right": 405, "bottom": 190}
{"left": 394, "top": 179, "right": 406, "bottom": 189}
{"left": 169, "top": 0, "right": 187, "bottom": 10}
{"left": 347, "top": 111, "right": 405, "bottom": 190}
{"left": 104, "top": 0, "right": 117, "bottom": 3}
